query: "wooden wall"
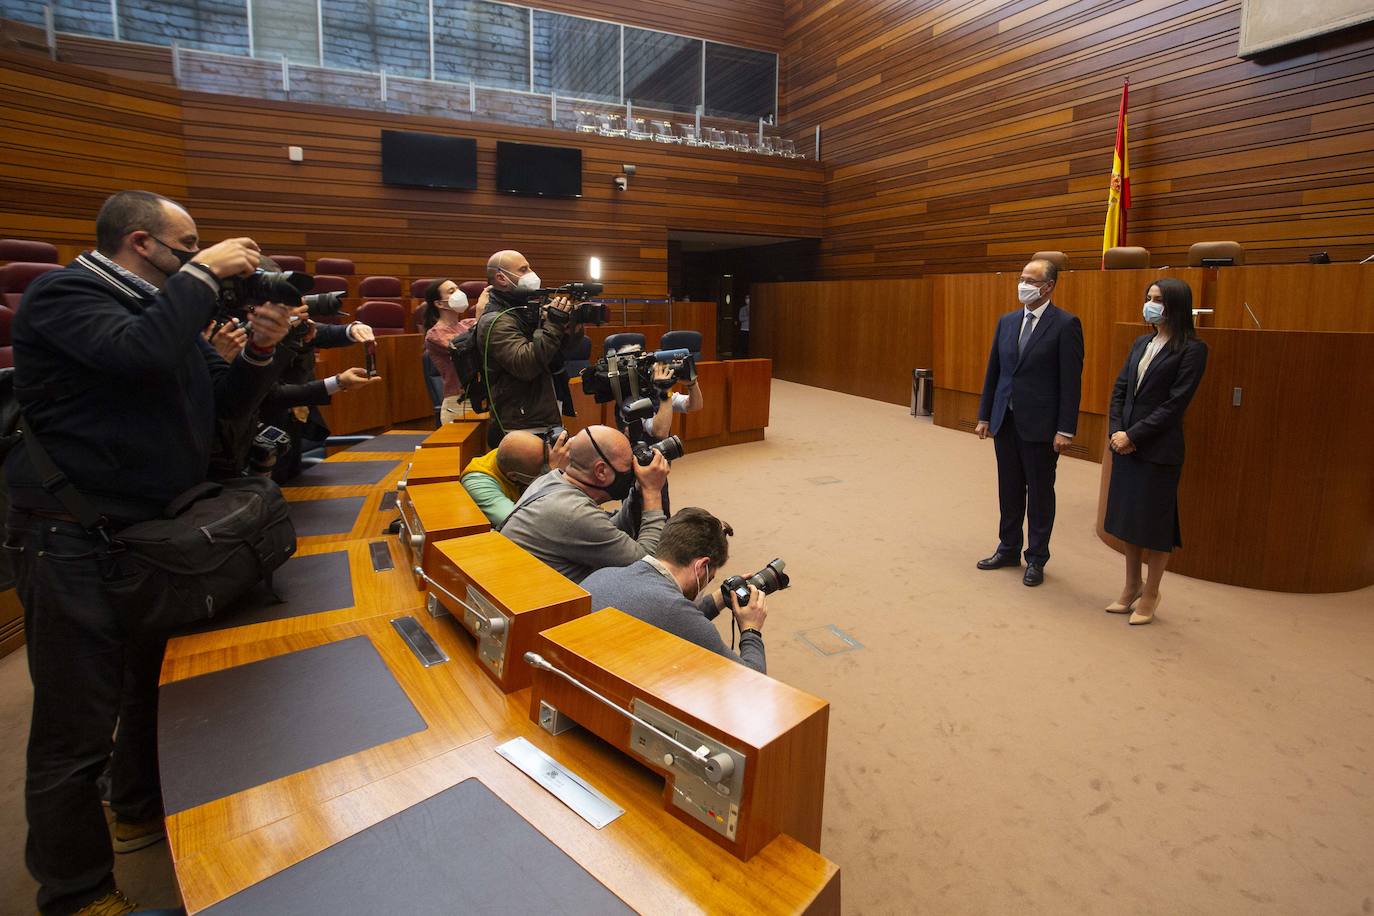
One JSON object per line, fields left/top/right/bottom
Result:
{"left": 752, "top": 279, "right": 933, "bottom": 405}
{"left": 0, "top": 47, "right": 822, "bottom": 298}
{"left": 781, "top": 0, "right": 1374, "bottom": 276}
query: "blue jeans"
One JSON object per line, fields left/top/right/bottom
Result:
{"left": 5, "top": 512, "right": 166, "bottom": 915}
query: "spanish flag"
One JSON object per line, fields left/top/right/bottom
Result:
{"left": 1102, "top": 80, "right": 1130, "bottom": 268}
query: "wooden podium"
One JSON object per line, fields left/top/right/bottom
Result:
{"left": 529, "top": 609, "right": 830, "bottom": 861}
{"left": 419, "top": 531, "right": 591, "bottom": 691}
{"left": 1096, "top": 324, "right": 1374, "bottom": 592}
{"left": 396, "top": 482, "right": 490, "bottom": 588}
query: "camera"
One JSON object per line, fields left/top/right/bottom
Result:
{"left": 247, "top": 425, "right": 292, "bottom": 476}
{"left": 580, "top": 347, "right": 696, "bottom": 406}
{"left": 722, "top": 559, "right": 790, "bottom": 607}
{"left": 543, "top": 426, "right": 567, "bottom": 448}
{"left": 219, "top": 269, "right": 313, "bottom": 313}
{"left": 528, "top": 282, "right": 609, "bottom": 326}
{"left": 302, "top": 290, "right": 345, "bottom": 318}
{"left": 633, "top": 434, "right": 683, "bottom": 466}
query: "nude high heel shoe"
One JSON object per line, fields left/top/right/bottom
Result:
{"left": 1105, "top": 588, "right": 1142, "bottom": 614}
{"left": 1129, "top": 595, "right": 1159, "bottom": 625}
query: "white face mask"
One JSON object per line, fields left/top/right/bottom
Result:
{"left": 504, "top": 268, "right": 540, "bottom": 291}
{"left": 1142, "top": 301, "right": 1164, "bottom": 324}
{"left": 1017, "top": 282, "right": 1044, "bottom": 306}
{"left": 447, "top": 290, "right": 468, "bottom": 311}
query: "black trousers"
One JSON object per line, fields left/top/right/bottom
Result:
{"left": 992, "top": 409, "right": 1059, "bottom": 565}
{"left": 4, "top": 512, "right": 166, "bottom": 916}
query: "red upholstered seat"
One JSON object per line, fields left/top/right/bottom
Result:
{"left": 0, "top": 239, "right": 60, "bottom": 264}
{"left": 0, "top": 262, "right": 63, "bottom": 306}
{"left": 314, "top": 257, "right": 355, "bottom": 275}
{"left": 0, "top": 305, "right": 15, "bottom": 346}
{"left": 410, "top": 278, "right": 436, "bottom": 299}
{"left": 311, "top": 274, "right": 349, "bottom": 295}
{"left": 359, "top": 275, "right": 402, "bottom": 298}
{"left": 357, "top": 300, "right": 407, "bottom": 335}
{"left": 266, "top": 255, "right": 306, "bottom": 271}
{"left": 458, "top": 280, "right": 485, "bottom": 301}
{"left": 0, "top": 347, "right": 13, "bottom": 369}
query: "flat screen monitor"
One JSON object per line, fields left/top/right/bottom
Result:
{"left": 381, "top": 130, "right": 477, "bottom": 190}
{"left": 496, "top": 142, "right": 582, "bottom": 198}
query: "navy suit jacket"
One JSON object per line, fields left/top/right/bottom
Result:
{"left": 978, "top": 302, "right": 1084, "bottom": 442}
{"left": 1109, "top": 334, "right": 1208, "bottom": 465}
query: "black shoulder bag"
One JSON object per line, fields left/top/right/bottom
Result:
{"left": 12, "top": 407, "right": 296, "bottom": 632}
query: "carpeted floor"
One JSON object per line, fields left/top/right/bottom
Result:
{"left": 1, "top": 379, "right": 1371, "bottom": 915}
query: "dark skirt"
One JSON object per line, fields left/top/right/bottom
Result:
{"left": 1104, "top": 451, "right": 1183, "bottom": 552}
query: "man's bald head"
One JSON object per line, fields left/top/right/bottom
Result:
{"left": 487, "top": 249, "right": 530, "bottom": 287}
{"left": 496, "top": 431, "right": 548, "bottom": 485}
{"left": 567, "top": 425, "right": 631, "bottom": 478}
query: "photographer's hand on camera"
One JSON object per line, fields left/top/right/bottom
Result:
{"left": 203, "top": 319, "right": 247, "bottom": 361}
{"left": 730, "top": 584, "right": 768, "bottom": 633}
{"left": 548, "top": 429, "right": 572, "bottom": 471}
{"left": 633, "top": 448, "right": 670, "bottom": 510}
{"left": 247, "top": 302, "right": 292, "bottom": 350}
{"left": 193, "top": 237, "right": 261, "bottom": 279}
{"left": 542, "top": 295, "right": 573, "bottom": 329}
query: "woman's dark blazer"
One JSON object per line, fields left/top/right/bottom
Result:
{"left": 1109, "top": 334, "right": 1208, "bottom": 465}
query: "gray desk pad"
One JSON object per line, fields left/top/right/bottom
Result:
{"left": 190, "top": 551, "right": 356, "bottom": 634}
{"left": 348, "top": 433, "right": 429, "bottom": 452}
{"left": 292, "top": 460, "right": 400, "bottom": 487}
{"left": 158, "top": 636, "right": 426, "bottom": 814}
{"left": 288, "top": 495, "right": 367, "bottom": 537}
{"left": 202, "top": 778, "right": 634, "bottom": 915}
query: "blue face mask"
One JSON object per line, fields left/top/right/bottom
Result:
{"left": 1143, "top": 301, "right": 1165, "bottom": 324}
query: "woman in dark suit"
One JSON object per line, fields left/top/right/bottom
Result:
{"left": 1103, "top": 277, "right": 1208, "bottom": 625}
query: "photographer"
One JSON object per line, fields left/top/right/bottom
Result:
{"left": 498, "top": 424, "right": 668, "bottom": 582}
{"left": 582, "top": 508, "right": 766, "bottom": 673}
{"left": 460, "top": 428, "right": 570, "bottom": 527}
{"left": 475, "top": 249, "right": 584, "bottom": 448}
{"left": 607, "top": 342, "right": 704, "bottom": 444}
{"left": 3, "top": 190, "right": 290, "bottom": 916}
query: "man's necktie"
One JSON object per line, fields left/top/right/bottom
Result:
{"left": 1018, "top": 311, "right": 1036, "bottom": 354}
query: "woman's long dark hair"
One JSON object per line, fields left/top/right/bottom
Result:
{"left": 1146, "top": 277, "right": 1196, "bottom": 351}
{"left": 421, "top": 278, "right": 452, "bottom": 332}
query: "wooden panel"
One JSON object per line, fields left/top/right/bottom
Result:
{"left": 1212, "top": 263, "right": 1374, "bottom": 330}
{"left": 753, "top": 279, "right": 933, "bottom": 406}
{"left": 728, "top": 359, "right": 774, "bottom": 432}
{"left": 671, "top": 300, "right": 719, "bottom": 360}
{"left": 782, "top": 1, "right": 1374, "bottom": 275}
{"left": 396, "top": 482, "right": 491, "bottom": 587}
{"left": 564, "top": 376, "right": 607, "bottom": 437}
{"left": 313, "top": 343, "right": 391, "bottom": 434}
{"left": 1095, "top": 324, "right": 1374, "bottom": 592}
{"left": 0, "top": 588, "right": 24, "bottom": 659}
{"left": 400, "top": 447, "right": 466, "bottom": 487}
{"left": 0, "top": 48, "right": 822, "bottom": 302}
{"left": 678, "top": 360, "right": 729, "bottom": 441}
{"left": 376, "top": 334, "right": 432, "bottom": 424}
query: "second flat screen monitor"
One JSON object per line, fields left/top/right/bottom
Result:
{"left": 496, "top": 142, "right": 582, "bottom": 198}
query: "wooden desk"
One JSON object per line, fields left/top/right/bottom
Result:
{"left": 1211, "top": 263, "right": 1374, "bottom": 331}
{"left": 315, "top": 334, "right": 433, "bottom": 434}
{"left": 161, "top": 604, "right": 841, "bottom": 914}
{"left": 1095, "top": 324, "right": 1374, "bottom": 592}
{"left": 283, "top": 486, "right": 401, "bottom": 549}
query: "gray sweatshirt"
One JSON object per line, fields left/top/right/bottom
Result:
{"left": 582, "top": 559, "right": 766, "bottom": 673}
{"left": 498, "top": 470, "right": 665, "bottom": 583}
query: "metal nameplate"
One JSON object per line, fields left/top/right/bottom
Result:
{"left": 368, "top": 540, "right": 394, "bottom": 572}
{"left": 629, "top": 699, "right": 746, "bottom": 842}
{"left": 495, "top": 737, "right": 623, "bottom": 829}
{"left": 390, "top": 615, "right": 448, "bottom": 667}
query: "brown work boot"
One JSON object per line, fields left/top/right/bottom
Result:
{"left": 112, "top": 815, "right": 166, "bottom": 853}
{"left": 71, "top": 889, "right": 137, "bottom": 915}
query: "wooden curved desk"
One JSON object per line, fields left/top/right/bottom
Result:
{"left": 159, "top": 441, "right": 838, "bottom": 913}
{"left": 1095, "top": 324, "right": 1374, "bottom": 593}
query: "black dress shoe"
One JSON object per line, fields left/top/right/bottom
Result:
{"left": 977, "top": 552, "right": 1021, "bottom": 570}
{"left": 1023, "top": 563, "right": 1044, "bottom": 586}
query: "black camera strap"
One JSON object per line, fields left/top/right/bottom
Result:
{"left": 15, "top": 415, "right": 112, "bottom": 539}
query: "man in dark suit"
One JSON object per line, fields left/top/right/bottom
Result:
{"left": 975, "top": 258, "right": 1084, "bottom": 586}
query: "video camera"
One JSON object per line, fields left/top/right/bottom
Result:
{"left": 524, "top": 281, "right": 609, "bottom": 326}
{"left": 580, "top": 347, "right": 696, "bottom": 408}
{"left": 722, "top": 559, "right": 790, "bottom": 607}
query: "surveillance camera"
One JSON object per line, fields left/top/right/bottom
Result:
{"left": 614, "top": 176, "right": 628, "bottom": 191}
{"left": 622, "top": 164, "right": 636, "bottom": 176}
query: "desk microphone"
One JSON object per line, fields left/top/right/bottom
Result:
{"left": 523, "top": 652, "right": 735, "bottom": 782}
{"left": 1360, "top": 253, "right": 1374, "bottom": 264}
{"left": 1243, "top": 301, "right": 1262, "bottom": 330}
